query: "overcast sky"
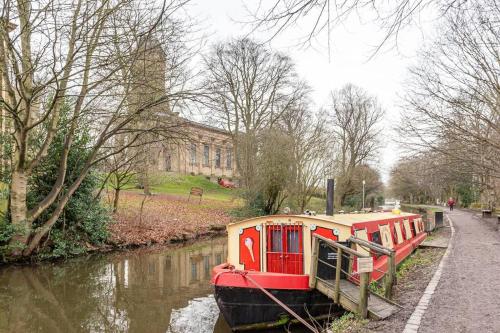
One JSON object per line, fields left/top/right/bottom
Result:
{"left": 187, "top": 0, "right": 438, "bottom": 183}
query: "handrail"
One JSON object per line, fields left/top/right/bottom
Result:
{"left": 310, "top": 234, "right": 371, "bottom": 318}
{"left": 348, "top": 236, "right": 394, "bottom": 256}
{"left": 310, "top": 233, "right": 399, "bottom": 319}
{"left": 348, "top": 236, "right": 397, "bottom": 299}
{"left": 313, "top": 234, "right": 370, "bottom": 258}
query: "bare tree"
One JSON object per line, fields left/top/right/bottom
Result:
{"left": 255, "top": 129, "right": 295, "bottom": 214}
{"left": 203, "top": 38, "right": 306, "bottom": 188}
{"left": 327, "top": 84, "right": 384, "bottom": 207}
{"left": 280, "top": 100, "right": 331, "bottom": 212}
{"left": 246, "top": 0, "right": 467, "bottom": 52}
{"left": 0, "top": 0, "right": 195, "bottom": 256}
{"left": 389, "top": 151, "right": 479, "bottom": 206}
{"left": 400, "top": 0, "right": 500, "bottom": 208}
{"left": 102, "top": 150, "right": 140, "bottom": 213}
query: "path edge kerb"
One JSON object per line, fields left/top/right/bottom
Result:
{"left": 401, "top": 214, "right": 455, "bottom": 333}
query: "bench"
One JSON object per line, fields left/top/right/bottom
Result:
{"left": 482, "top": 209, "right": 492, "bottom": 218}
{"left": 188, "top": 187, "right": 203, "bottom": 204}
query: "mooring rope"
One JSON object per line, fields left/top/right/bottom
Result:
{"left": 214, "top": 269, "right": 319, "bottom": 333}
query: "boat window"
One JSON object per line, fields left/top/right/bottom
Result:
{"left": 394, "top": 222, "right": 404, "bottom": 244}
{"left": 371, "top": 231, "right": 382, "bottom": 245}
{"left": 287, "top": 230, "right": 300, "bottom": 253}
{"left": 403, "top": 219, "right": 412, "bottom": 240}
{"left": 379, "top": 224, "right": 394, "bottom": 248}
{"left": 271, "top": 230, "right": 283, "bottom": 252}
{"left": 354, "top": 229, "right": 370, "bottom": 256}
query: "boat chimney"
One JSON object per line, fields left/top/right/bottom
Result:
{"left": 326, "top": 178, "right": 334, "bottom": 216}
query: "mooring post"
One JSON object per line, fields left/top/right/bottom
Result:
{"left": 309, "top": 236, "right": 320, "bottom": 289}
{"left": 384, "top": 251, "right": 396, "bottom": 299}
{"left": 334, "top": 248, "right": 342, "bottom": 303}
{"left": 359, "top": 271, "right": 369, "bottom": 318}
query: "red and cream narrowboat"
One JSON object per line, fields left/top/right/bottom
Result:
{"left": 212, "top": 209, "right": 426, "bottom": 331}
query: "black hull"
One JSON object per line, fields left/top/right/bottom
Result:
{"left": 214, "top": 285, "right": 341, "bottom": 331}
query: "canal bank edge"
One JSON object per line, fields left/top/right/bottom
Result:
{"left": 105, "top": 224, "right": 228, "bottom": 252}
{"left": 402, "top": 214, "right": 455, "bottom": 333}
{"left": 0, "top": 224, "right": 228, "bottom": 265}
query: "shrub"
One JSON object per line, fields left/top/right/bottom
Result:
{"left": 330, "top": 313, "right": 367, "bottom": 333}
{"left": 0, "top": 221, "right": 26, "bottom": 261}
{"left": 26, "top": 107, "right": 111, "bottom": 259}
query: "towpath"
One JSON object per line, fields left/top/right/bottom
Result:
{"left": 418, "top": 209, "right": 500, "bottom": 332}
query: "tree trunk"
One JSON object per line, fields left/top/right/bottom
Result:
{"left": 8, "top": 170, "right": 29, "bottom": 252}
{"left": 22, "top": 161, "right": 93, "bottom": 256}
{"left": 113, "top": 188, "right": 120, "bottom": 213}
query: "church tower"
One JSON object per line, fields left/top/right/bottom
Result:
{"left": 128, "top": 35, "right": 169, "bottom": 118}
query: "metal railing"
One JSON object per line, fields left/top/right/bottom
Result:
{"left": 309, "top": 234, "right": 371, "bottom": 318}
{"left": 309, "top": 234, "right": 397, "bottom": 318}
{"left": 348, "top": 236, "right": 397, "bottom": 299}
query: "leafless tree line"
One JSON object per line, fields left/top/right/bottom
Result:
{"left": 203, "top": 38, "right": 383, "bottom": 213}
{"left": 203, "top": 38, "right": 330, "bottom": 213}
{"left": 395, "top": 0, "right": 500, "bottom": 208}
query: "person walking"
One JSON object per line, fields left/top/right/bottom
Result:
{"left": 447, "top": 197, "right": 456, "bottom": 211}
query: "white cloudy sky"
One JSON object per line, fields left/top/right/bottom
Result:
{"left": 186, "top": 0, "right": 439, "bottom": 183}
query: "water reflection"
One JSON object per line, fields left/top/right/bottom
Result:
{"left": 0, "top": 238, "right": 229, "bottom": 333}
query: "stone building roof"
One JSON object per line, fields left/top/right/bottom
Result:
{"left": 182, "top": 118, "right": 231, "bottom": 136}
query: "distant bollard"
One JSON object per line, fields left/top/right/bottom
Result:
{"left": 425, "top": 218, "right": 434, "bottom": 232}
{"left": 435, "top": 211, "right": 444, "bottom": 228}
{"left": 497, "top": 216, "right": 499, "bottom": 232}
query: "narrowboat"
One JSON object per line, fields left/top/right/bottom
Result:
{"left": 211, "top": 208, "right": 426, "bottom": 331}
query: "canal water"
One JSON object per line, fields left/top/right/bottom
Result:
{"left": 0, "top": 237, "right": 310, "bottom": 333}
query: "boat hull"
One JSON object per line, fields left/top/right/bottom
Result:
{"left": 214, "top": 284, "right": 340, "bottom": 331}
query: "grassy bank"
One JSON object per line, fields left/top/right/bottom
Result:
{"left": 329, "top": 313, "right": 368, "bottom": 333}
{"left": 121, "top": 173, "right": 236, "bottom": 202}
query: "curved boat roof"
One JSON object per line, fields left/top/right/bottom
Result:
{"left": 228, "top": 211, "right": 418, "bottom": 228}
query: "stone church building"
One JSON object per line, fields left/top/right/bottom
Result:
{"left": 130, "top": 37, "right": 236, "bottom": 179}
{"left": 156, "top": 121, "right": 237, "bottom": 179}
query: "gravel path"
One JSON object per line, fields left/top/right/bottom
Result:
{"left": 419, "top": 210, "right": 500, "bottom": 333}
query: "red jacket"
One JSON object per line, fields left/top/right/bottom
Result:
{"left": 447, "top": 199, "right": 455, "bottom": 206}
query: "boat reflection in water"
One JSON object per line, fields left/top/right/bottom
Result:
{"left": 0, "top": 237, "right": 232, "bottom": 333}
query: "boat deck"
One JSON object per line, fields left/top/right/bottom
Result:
{"left": 316, "top": 279, "right": 401, "bottom": 320}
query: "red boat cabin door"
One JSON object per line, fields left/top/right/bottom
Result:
{"left": 266, "top": 223, "right": 303, "bottom": 274}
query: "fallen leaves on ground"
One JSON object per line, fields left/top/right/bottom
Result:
{"left": 109, "top": 191, "right": 238, "bottom": 246}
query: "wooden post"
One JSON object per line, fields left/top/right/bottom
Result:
{"left": 309, "top": 236, "right": 320, "bottom": 289}
{"left": 334, "top": 248, "right": 342, "bottom": 303}
{"left": 358, "top": 272, "right": 369, "bottom": 318}
{"left": 384, "top": 251, "right": 396, "bottom": 299}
